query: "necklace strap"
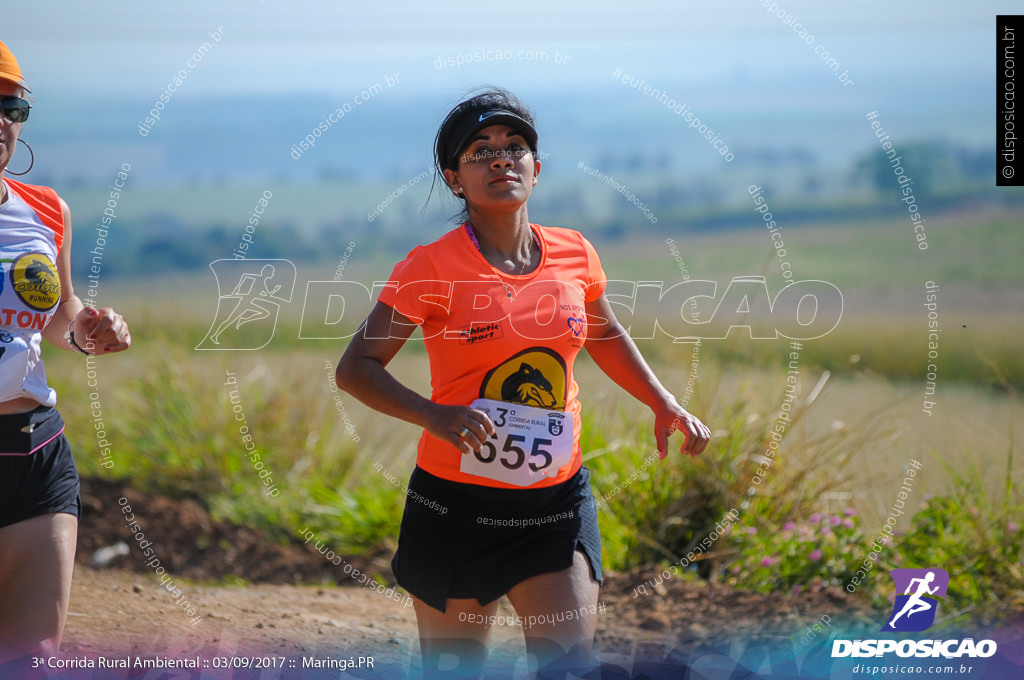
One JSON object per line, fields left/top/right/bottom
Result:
{"left": 464, "top": 222, "right": 540, "bottom": 254}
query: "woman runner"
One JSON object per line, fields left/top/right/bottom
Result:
{"left": 336, "top": 87, "right": 710, "bottom": 678}
{"left": 0, "top": 41, "right": 132, "bottom": 666}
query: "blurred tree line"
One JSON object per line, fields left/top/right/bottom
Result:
{"left": 69, "top": 140, "right": 1016, "bottom": 278}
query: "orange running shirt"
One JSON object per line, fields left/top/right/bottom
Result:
{"left": 377, "top": 223, "right": 606, "bottom": 489}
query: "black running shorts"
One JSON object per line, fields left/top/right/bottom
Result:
{"left": 391, "top": 464, "right": 602, "bottom": 613}
{"left": 0, "top": 407, "right": 80, "bottom": 529}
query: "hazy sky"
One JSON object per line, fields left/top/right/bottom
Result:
{"left": 5, "top": 0, "right": 1001, "bottom": 97}
{"left": 3, "top": 0, "right": 1008, "bottom": 190}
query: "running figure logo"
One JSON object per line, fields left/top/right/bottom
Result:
{"left": 197, "top": 259, "right": 296, "bottom": 350}
{"left": 881, "top": 568, "right": 949, "bottom": 632}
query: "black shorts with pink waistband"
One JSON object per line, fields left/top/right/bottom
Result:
{"left": 390, "top": 464, "right": 602, "bottom": 613}
{"left": 0, "top": 406, "right": 81, "bottom": 529}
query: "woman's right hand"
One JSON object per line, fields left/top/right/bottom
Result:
{"left": 336, "top": 303, "right": 496, "bottom": 453}
{"left": 421, "top": 403, "right": 496, "bottom": 455}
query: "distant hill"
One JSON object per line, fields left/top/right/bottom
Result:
{"left": 24, "top": 79, "right": 990, "bottom": 188}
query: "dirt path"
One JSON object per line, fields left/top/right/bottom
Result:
{"left": 60, "top": 565, "right": 878, "bottom": 679}
{"left": 64, "top": 566, "right": 428, "bottom": 672}
{"left": 63, "top": 566, "right": 514, "bottom": 675}
{"left": 55, "top": 478, "right": 881, "bottom": 677}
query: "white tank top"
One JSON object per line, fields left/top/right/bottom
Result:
{"left": 0, "top": 177, "right": 65, "bottom": 406}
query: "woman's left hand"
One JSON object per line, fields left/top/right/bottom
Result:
{"left": 73, "top": 306, "right": 131, "bottom": 354}
{"left": 654, "top": 397, "right": 711, "bottom": 459}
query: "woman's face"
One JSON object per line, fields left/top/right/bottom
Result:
{"left": 444, "top": 124, "right": 540, "bottom": 216}
{"left": 0, "top": 80, "right": 23, "bottom": 176}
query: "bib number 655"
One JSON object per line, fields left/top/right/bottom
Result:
{"left": 475, "top": 432, "right": 552, "bottom": 472}
{"left": 460, "top": 398, "right": 573, "bottom": 487}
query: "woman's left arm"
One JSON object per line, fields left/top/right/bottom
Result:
{"left": 40, "top": 199, "right": 131, "bottom": 354}
{"left": 584, "top": 293, "right": 710, "bottom": 459}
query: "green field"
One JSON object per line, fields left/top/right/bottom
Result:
{"left": 47, "top": 208, "right": 1024, "bottom": 624}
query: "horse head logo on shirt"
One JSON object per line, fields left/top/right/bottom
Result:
{"left": 480, "top": 347, "right": 567, "bottom": 411}
{"left": 501, "top": 362, "right": 558, "bottom": 408}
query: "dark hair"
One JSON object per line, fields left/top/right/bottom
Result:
{"left": 427, "top": 86, "right": 538, "bottom": 224}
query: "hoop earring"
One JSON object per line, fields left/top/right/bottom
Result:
{"left": 5, "top": 138, "right": 35, "bottom": 176}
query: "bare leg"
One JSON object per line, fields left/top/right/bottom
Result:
{"left": 506, "top": 550, "right": 600, "bottom": 678}
{"left": 0, "top": 513, "right": 78, "bottom": 663}
{"left": 412, "top": 595, "right": 500, "bottom": 679}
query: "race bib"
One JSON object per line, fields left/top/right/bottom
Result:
{"left": 459, "top": 398, "right": 574, "bottom": 487}
{"left": 0, "top": 332, "right": 31, "bottom": 400}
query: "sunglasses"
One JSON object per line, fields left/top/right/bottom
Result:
{"left": 0, "top": 96, "right": 30, "bottom": 124}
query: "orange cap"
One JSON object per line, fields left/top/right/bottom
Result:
{"left": 0, "top": 41, "right": 30, "bottom": 92}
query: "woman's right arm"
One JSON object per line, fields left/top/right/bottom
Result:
{"left": 335, "top": 301, "right": 494, "bottom": 454}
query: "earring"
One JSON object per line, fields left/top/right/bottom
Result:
{"left": 5, "top": 138, "right": 34, "bottom": 176}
